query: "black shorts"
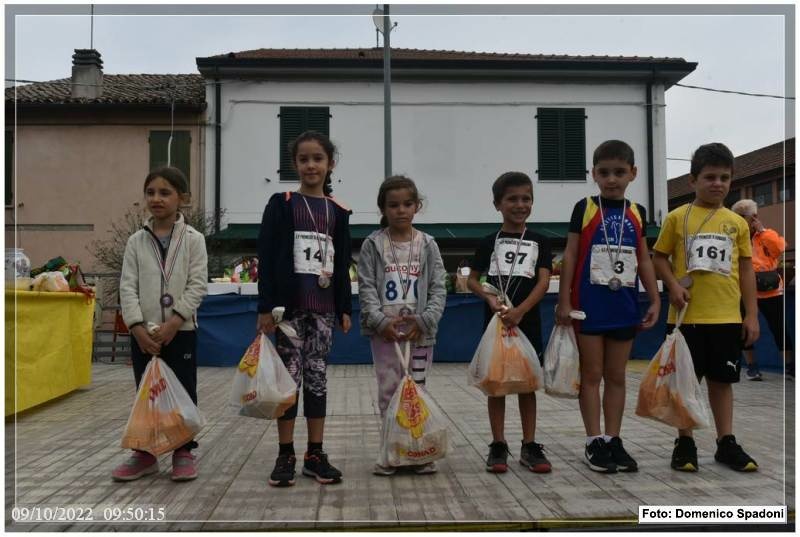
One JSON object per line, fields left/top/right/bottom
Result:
{"left": 579, "top": 325, "right": 638, "bottom": 341}
{"left": 666, "top": 323, "right": 742, "bottom": 383}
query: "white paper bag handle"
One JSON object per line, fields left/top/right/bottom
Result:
{"left": 393, "top": 340, "right": 411, "bottom": 373}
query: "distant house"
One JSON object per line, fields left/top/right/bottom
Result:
{"left": 667, "top": 138, "right": 794, "bottom": 266}
{"left": 5, "top": 49, "right": 206, "bottom": 273}
{"left": 195, "top": 48, "right": 696, "bottom": 266}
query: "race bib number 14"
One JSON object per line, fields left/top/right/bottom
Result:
{"left": 293, "top": 231, "right": 335, "bottom": 275}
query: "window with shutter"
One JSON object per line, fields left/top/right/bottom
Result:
{"left": 536, "top": 108, "right": 586, "bottom": 181}
{"left": 149, "top": 130, "right": 191, "bottom": 182}
{"left": 5, "top": 130, "right": 12, "bottom": 206}
{"left": 279, "top": 106, "right": 330, "bottom": 182}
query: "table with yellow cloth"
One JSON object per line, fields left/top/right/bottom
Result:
{"left": 5, "top": 290, "right": 94, "bottom": 415}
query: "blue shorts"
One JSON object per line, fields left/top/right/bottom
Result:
{"left": 579, "top": 325, "right": 638, "bottom": 341}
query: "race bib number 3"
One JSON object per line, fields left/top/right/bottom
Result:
{"left": 589, "top": 245, "right": 638, "bottom": 287}
{"left": 488, "top": 238, "right": 539, "bottom": 279}
{"left": 293, "top": 231, "right": 335, "bottom": 275}
{"left": 687, "top": 233, "right": 733, "bottom": 275}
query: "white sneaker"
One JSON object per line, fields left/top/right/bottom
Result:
{"left": 373, "top": 463, "right": 396, "bottom": 476}
{"left": 413, "top": 461, "right": 438, "bottom": 475}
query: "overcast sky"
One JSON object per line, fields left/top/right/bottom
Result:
{"left": 8, "top": 4, "right": 793, "bottom": 179}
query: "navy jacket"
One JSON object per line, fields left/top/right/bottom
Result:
{"left": 257, "top": 191, "right": 353, "bottom": 322}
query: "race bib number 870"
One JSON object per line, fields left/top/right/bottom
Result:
{"left": 293, "top": 231, "right": 335, "bottom": 275}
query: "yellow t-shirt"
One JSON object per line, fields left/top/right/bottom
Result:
{"left": 653, "top": 203, "right": 752, "bottom": 324}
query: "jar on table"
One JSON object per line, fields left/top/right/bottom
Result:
{"left": 5, "top": 248, "right": 31, "bottom": 283}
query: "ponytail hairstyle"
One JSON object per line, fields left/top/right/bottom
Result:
{"left": 377, "top": 175, "right": 423, "bottom": 228}
{"left": 288, "top": 130, "right": 338, "bottom": 196}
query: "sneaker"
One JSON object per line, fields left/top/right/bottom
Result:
{"left": 302, "top": 449, "right": 342, "bottom": 484}
{"left": 520, "top": 441, "right": 552, "bottom": 473}
{"left": 671, "top": 436, "right": 698, "bottom": 472}
{"left": 486, "top": 441, "right": 510, "bottom": 473}
{"left": 714, "top": 435, "right": 758, "bottom": 472}
{"left": 584, "top": 438, "right": 616, "bottom": 473}
{"left": 171, "top": 449, "right": 198, "bottom": 482}
{"left": 413, "top": 461, "right": 438, "bottom": 475}
{"left": 372, "top": 463, "right": 396, "bottom": 476}
{"left": 607, "top": 437, "right": 638, "bottom": 472}
{"left": 268, "top": 453, "right": 297, "bottom": 487}
{"left": 111, "top": 451, "right": 158, "bottom": 482}
{"left": 745, "top": 366, "right": 763, "bottom": 381}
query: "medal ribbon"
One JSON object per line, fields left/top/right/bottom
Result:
{"left": 492, "top": 229, "right": 526, "bottom": 305}
{"left": 682, "top": 202, "right": 720, "bottom": 272}
{"left": 300, "top": 193, "right": 331, "bottom": 276}
{"left": 598, "top": 196, "right": 627, "bottom": 275}
{"left": 147, "top": 223, "right": 187, "bottom": 292}
{"left": 386, "top": 228, "right": 419, "bottom": 308}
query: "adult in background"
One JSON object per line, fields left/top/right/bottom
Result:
{"left": 731, "top": 199, "right": 793, "bottom": 380}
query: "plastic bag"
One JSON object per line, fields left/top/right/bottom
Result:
{"left": 230, "top": 332, "right": 297, "bottom": 420}
{"left": 543, "top": 312, "right": 584, "bottom": 398}
{"left": 468, "top": 313, "right": 543, "bottom": 397}
{"left": 378, "top": 341, "right": 449, "bottom": 467}
{"left": 120, "top": 356, "right": 206, "bottom": 455}
{"left": 31, "top": 271, "right": 69, "bottom": 292}
{"left": 635, "top": 306, "right": 710, "bottom": 430}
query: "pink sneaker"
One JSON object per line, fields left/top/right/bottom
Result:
{"left": 171, "top": 449, "right": 198, "bottom": 481}
{"left": 111, "top": 451, "right": 158, "bottom": 482}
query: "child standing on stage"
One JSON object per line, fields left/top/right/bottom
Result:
{"left": 653, "top": 142, "right": 759, "bottom": 472}
{"left": 468, "top": 171, "right": 553, "bottom": 474}
{"left": 556, "top": 140, "right": 660, "bottom": 474}
{"left": 358, "top": 176, "right": 447, "bottom": 476}
{"left": 115, "top": 166, "right": 208, "bottom": 482}
{"left": 257, "top": 131, "right": 353, "bottom": 487}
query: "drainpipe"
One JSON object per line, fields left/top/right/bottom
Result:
{"left": 214, "top": 75, "right": 221, "bottom": 233}
{"left": 645, "top": 76, "right": 655, "bottom": 226}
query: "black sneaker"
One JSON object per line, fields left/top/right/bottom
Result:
{"left": 607, "top": 437, "right": 638, "bottom": 472}
{"left": 671, "top": 436, "right": 698, "bottom": 472}
{"left": 520, "top": 441, "right": 552, "bottom": 473}
{"left": 714, "top": 435, "right": 758, "bottom": 472}
{"left": 268, "top": 454, "right": 296, "bottom": 487}
{"left": 486, "top": 441, "right": 510, "bottom": 473}
{"left": 302, "top": 449, "right": 343, "bottom": 484}
{"left": 745, "top": 366, "right": 763, "bottom": 381}
{"left": 584, "top": 438, "right": 616, "bottom": 473}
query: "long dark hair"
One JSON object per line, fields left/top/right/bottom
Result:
{"left": 289, "top": 130, "right": 338, "bottom": 196}
{"left": 377, "top": 175, "right": 423, "bottom": 228}
{"left": 144, "top": 166, "right": 189, "bottom": 194}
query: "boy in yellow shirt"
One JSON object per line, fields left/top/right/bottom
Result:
{"left": 652, "top": 142, "right": 759, "bottom": 472}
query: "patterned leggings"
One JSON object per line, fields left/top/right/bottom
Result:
{"left": 275, "top": 311, "right": 335, "bottom": 420}
{"left": 370, "top": 337, "right": 434, "bottom": 418}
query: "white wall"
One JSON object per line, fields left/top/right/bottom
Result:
{"left": 205, "top": 79, "right": 665, "bottom": 227}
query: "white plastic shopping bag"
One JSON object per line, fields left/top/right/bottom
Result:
{"left": 635, "top": 306, "right": 710, "bottom": 429}
{"left": 543, "top": 310, "right": 584, "bottom": 398}
{"left": 378, "top": 341, "right": 450, "bottom": 468}
{"left": 230, "top": 308, "right": 298, "bottom": 419}
{"left": 120, "top": 356, "right": 206, "bottom": 456}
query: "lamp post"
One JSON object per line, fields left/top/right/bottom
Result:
{"left": 372, "top": 5, "right": 396, "bottom": 179}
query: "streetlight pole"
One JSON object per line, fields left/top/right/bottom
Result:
{"left": 373, "top": 5, "right": 395, "bottom": 179}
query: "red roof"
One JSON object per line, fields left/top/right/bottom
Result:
{"left": 208, "top": 47, "right": 690, "bottom": 64}
{"left": 667, "top": 138, "right": 795, "bottom": 200}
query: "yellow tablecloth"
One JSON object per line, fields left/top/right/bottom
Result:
{"left": 5, "top": 290, "right": 95, "bottom": 415}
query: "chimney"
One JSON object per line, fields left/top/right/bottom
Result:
{"left": 71, "top": 49, "right": 103, "bottom": 99}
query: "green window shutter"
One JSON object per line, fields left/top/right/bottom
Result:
{"left": 5, "top": 131, "right": 12, "bottom": 206}
{"left": 279, "top": 106, "right": 330, "bottom": 182}
{"left": 537, "top": 108, "right": 586, "bottom": 181}
{"left": 149, "top": 130, "right": 191, "bottom": 182}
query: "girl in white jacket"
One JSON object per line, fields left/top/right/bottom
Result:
{"left": 113, "top": 166, "right": 208, "bottom": 483}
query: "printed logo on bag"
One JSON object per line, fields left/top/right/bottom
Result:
{"left": 396, "top": 378, "right": 430, "bottom": 439}
{"left": 242, "top": 390, "right": 257, "bottom": 403}
{"left": 147, "top": 377, "right": 168, "bottom": 402}
{"left": 238, "top": 340, "right": 261, "bottom": 378}
{"left": 657, "top": 361, "right": 676, "bottom": 378}
{"left": 395, "top": 445, "right": 438, "bottom": 459}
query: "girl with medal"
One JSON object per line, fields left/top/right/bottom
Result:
{"left": 256, "top": 131, "right": 352, "bottom": 487}
{"left": 556, "top": 141, "right": 660, "bottom": 474}
{"left": 358, "top": 176, "right": 447, "bottom": 476}
{"left": 115, "top": 166, "right": 208, "bottom": 482}
{"left": 467, "top": 172, "right": 554, "bottom": 474}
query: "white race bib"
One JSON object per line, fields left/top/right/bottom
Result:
{"left": 589, "top": 245, "right": 638, "bottom": 287}
{"left": 687, "top": 233, "right": 733, "bottom": 275}
{"left": 488, "top": 238, "right": 539, "bottom": 279}
{"left": 293, "top": 231, "right": 335, "bottom": 275}
{"left": 382, "top": 262, "right": 420, "bottom": 307}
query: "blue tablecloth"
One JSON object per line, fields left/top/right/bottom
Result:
{"left": 196, "top": 290, "right": 792, "bottom": 369}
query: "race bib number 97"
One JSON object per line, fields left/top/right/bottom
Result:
{"left": 293, "top": 231, "right": 335, "bottom": 275}
{"left": 687, "top": 233, "right": 733, "bottom": 275}
{"left": 589, "top": 245, "right": 638, "bottom": 287}
{"left": 487, "top": 238, "right": 539, "bottom": 279}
